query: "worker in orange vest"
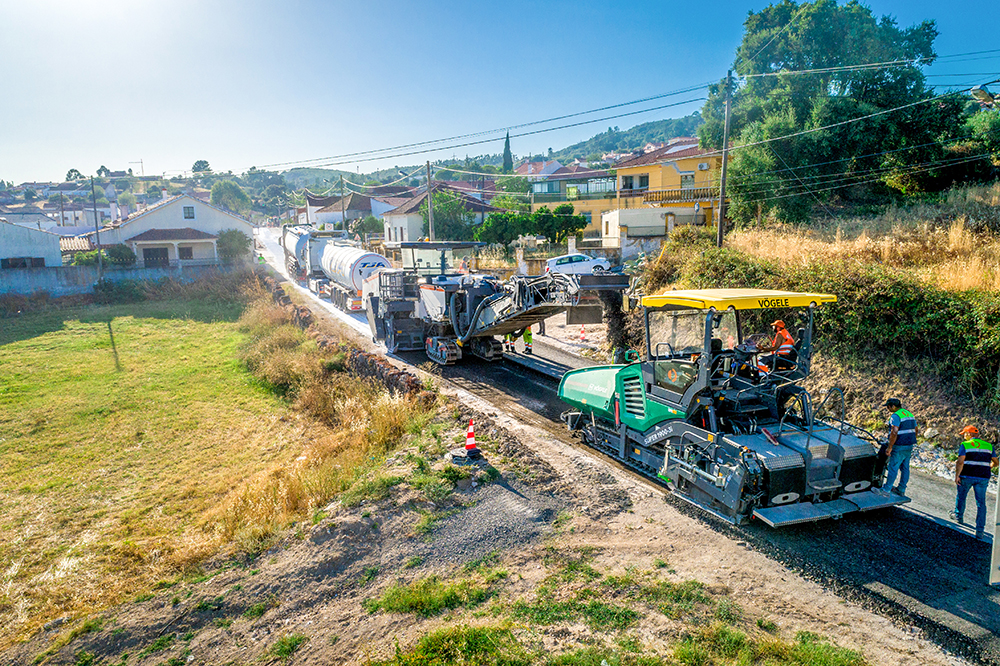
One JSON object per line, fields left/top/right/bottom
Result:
{"left": 757, "top": 320, "right": 797, "bottom": 373}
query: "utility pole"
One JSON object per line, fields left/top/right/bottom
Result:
{"left": 425, "top": 161, "right": 435, "bottom": 241}
{"left": 90, "top": 177, "right": 104, "bottom": 281}
{"left": 339, "top": 175, "right": 347, "bottom": 231}
{"left": 716, "top": 69, "right": 733, "bottom": 249}
{"left": 59, "top": 192, "right": 65, "bottom": 228}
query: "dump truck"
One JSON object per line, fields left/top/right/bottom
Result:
{"left": 364, "top": 241, "right": 629, "bottom": 365}
{"left": 558, "top": 288, "right": 908, "bottom": 527}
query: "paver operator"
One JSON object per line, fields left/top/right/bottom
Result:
{"left": 756, "top": 320, "right": 797, "bottom": 373}
{"left": 882, "top": 398, "right": 917, "bottom": 496}
{"left": 950, "top": 425, "right": 998, "bottom": 541}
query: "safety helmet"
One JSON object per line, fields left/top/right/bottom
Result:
{"left": 960, "top": 425, "right": 979, "bottom": 436}
{"left": 771, "top": 320, "right": 786, "bottom": 329}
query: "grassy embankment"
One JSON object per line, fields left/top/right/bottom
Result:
{"left": 361, "top": 547, "right": 865, "bottom": 666}
{"left": 0, "top": 277, "right": 433, "bottom": 648}
{"left": 641, "top": 183, "right": 1000, "bottom": 436}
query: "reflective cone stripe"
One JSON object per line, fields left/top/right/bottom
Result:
{"left": 466, "top": 418, "right": 477, "bottom": 451}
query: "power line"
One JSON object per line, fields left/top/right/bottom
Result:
{"left": 735, "top": 3, "right": 810, "bottom": 71}
{"left": 736, "top": 153, "right": 993, "bottom": 204}
{"left": 300, "top": 97, "right": 706, "bottom": 169}
{"left": 253, "top": 83, "right": 712, "bottom": 171}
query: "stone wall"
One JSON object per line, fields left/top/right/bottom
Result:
{"left": 0, "top": 262, "right": 250, "bottom": 297}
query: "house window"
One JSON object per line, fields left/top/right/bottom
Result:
{"left": 621, "top": 175, "right": 634, "bottom": 191}
{"left": 183, "top": 206, "right": 195, "bottom": 219}
{"left": 681, "top": 174, "right": 695, "bottom": 189}
{"left": 1, "top": 257, "right": 43, "bottom": 269}
{"left": 638, "top": 175, "right": 649, "bottom": 190}
{"left": 178, "top": 247, "right": 193, "bottom": 260}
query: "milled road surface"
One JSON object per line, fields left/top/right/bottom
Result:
{"left": 255, "top": 227, "right": 1000, "bottom": 665}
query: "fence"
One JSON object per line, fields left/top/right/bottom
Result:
{"left": 0, "top": 261, "right": 251, "bottom": 297}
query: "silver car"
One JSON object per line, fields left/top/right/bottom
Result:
{"left": 545, "top": 253, "right": 611, "bottom": 275}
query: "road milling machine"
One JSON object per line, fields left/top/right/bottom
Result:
{"left": 559, "top": 288, "right": 909, "bottom": 527}
{"left": 364, "top": 242, "right": 629, "bottom": 365}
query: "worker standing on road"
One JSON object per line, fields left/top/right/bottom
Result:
{"left": 504, "top": 332, "right": 517, "bottom": 353}
{"left": 950, "top": 425, "right": 998, "bottom": 541}
{"left": 756, "top": 320, "right": 797, "bottom": 373}
{"left": 523, "top": 326, "right": 533, "bottom": 355}
{"left": 882, "top": 398, "right": 917, "bottom": 496}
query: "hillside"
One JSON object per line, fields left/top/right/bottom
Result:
{"left": 551, "top": 113, "right": 704, "bottom": 162}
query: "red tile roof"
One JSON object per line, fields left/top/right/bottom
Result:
{"left": 126, "top": 227, "right": 217, "bottom": 242}
{"left": 384, "top": 184, "right": 500, "bottom": 216}
{"left": 614, "top": 140, "right": 712, "bottom": 168}
{"left": 317, "top": 192, "right": 372, "bottom": 213}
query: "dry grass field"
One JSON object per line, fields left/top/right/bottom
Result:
{"left": 728, "top": 183, "right": 1000, "bottom": 292}
{"left": 0, "top": 289, "right": 432, "bottom": 649}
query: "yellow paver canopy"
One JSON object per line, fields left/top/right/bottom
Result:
{"left": 642, "top": 288, "right": 837, "bottom": 311}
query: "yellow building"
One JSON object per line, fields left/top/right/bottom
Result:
{"left": 529, "top": 137, "right": 722, "bottom": 239}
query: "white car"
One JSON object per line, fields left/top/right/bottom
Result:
{"left": 545, "top": 253, "right": 611, "bottom": 275}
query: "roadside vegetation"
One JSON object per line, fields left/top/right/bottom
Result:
{"left": 633, "top": 182, "right": 1000, "bottom": 441}
{"left": 366, "top": 547, "right": 866, "bottom": 666}
{"left": 0, "top": 274, "right": 433, "bottom": 649}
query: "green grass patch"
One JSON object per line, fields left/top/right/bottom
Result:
{"left": 364, "top": 576, "right": 489, "bottom": 617}
{"left": 271, "top": 633, "right": 308, "bottom": 660}
{"left": 368, "top": 625, "right": 531, "bottom": 666}
{"left": 508, "top": 596, "right": 640, "bottom": 631}
{"left": 341, "top": 475, "right": 405, "bottom": 507}
{"left": 243, "top": 602, "right": 268, "bottom": 619}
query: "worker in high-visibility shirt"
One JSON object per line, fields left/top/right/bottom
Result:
{"left": 523, "top": 326, "right": 533, "bottom": 355}
{"left": 756, "top": 320, "right": 797, "bottom": 373}
{"left": 950, "top": 425, "right": 998, "bottom": 541}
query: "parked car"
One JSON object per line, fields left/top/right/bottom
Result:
{"left": 545, "top": 253, "right": 610, "bottom": 275}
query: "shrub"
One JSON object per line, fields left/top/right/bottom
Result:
{"left": 92, "top": 278, "right": 146, "bottom": 304}
{"left": 105, "top": 244, "right": 137, "bottom": 266}
{"left": 217, "top": 229, "right": 252, "bottom": 260}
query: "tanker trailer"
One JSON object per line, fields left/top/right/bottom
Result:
{"left": 315, "top": 241, "right": 392, "bottom": 311}
{"left": 280, "top": 224, "right": 315, "bottom": 278}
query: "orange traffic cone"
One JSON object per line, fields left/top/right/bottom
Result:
{"left": 580, "top": 325, "right": 587, "bottom": 342}
{"left": 466, "top": 418, "right": 477, "bottom": 452}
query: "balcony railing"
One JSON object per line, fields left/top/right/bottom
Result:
{"left": 532, "top": 191, "right": 616, "bottom": 203}
{"left": 643, "top": 187, "right": 717, "bottom": 204}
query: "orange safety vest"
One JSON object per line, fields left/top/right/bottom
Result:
{"left": 773, "top": 328, "right": 795, "bottom": 356}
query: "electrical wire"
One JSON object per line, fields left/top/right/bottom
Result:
{"left": 298, "top": 97, "right": 706, "bottom": 169}
{"left": 736, "top": 153, "right": 993, "bottom": 205}
{"left": 253, "top": 83, "right": 712, "bottom": 170}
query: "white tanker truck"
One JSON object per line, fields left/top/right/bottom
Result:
{"left": 280, "top": 224, "right": 391, "bottom": 311}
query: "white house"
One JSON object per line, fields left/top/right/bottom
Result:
{"left": 91, "top": 194, "right": 254, "bottom": 267}
{"left": 382, "top": 184, "right": 498, "bottom": 243}
{"left": 0, "top": 218, "right": 63, "bottom": 268}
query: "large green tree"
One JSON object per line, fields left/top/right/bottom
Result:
{"left": 532, "top": 204, "right": 588, "bottom": 243}
{"left": 210, "top": 180, "right": 252, "bottom": 215}
{"left": 420, "top": 191, "right": 475, "bottom": 240}
{"left": 700, "top": 0, "right": 967, "bottom": 224}
{"left": 192, "top": 159, "right": 211, "bottom": 174}
{"left": 475, "top": 211, "right": 532, "bottom": 244}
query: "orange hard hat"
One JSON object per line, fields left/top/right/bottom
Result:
{"left": 960, "top": 425, "right": 979, "bottom": 436}
{"left": 771, "top": 320, "right": 786, "bottom": 329}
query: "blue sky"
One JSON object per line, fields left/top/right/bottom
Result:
{"left": 1, "top": 0, "right": 996, "bottom": 183}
